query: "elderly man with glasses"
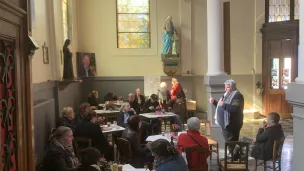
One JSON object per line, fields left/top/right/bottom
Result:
{"left": 209, "top": 80, "right": 244, "bottom": 154}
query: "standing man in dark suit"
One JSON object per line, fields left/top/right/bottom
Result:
{"left": 135, "top": 88, "right": 145, "bottom": 109}
{"left": 209, "top": 80, "right": 244, "bottom": 154}
{"left": 78, "top": 54, "right": 93, "bottom": 77}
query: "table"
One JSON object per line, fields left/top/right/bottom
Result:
{"left": 140, "top": 112, "right": 176, "bottom": 133}
{"left": 102, "top": 125, "right": 125, "bottom": 134}
{"left": 122, "top": 164, "right": 147, "bottom": 171}
{"left": 139, "top": 112, "right": 176, "bottom": 119}
{"left": 95, "top": 110, "right": 120, "bottom": 122}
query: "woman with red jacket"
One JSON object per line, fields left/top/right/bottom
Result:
{"left": 177, "top": 117, "right": 210, "bottom": 170}
{"left": 170, "top": 78, "right": 185, "bottom": 100}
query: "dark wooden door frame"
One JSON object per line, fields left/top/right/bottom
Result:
{"left": 0, "top": 0, "right": 36, "bottom": 170}
{"left": 260, "top": 20, "right": 299, "bottom": 116}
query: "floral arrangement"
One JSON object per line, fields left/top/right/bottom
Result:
{"left": 155, "top": 104, "right": 165, "bottom": 115}
{"left": 118, "top": 96, "right": 124, "bottom": 101}
{"left": 171, "top": 124, "right": 180, "bottom": 132}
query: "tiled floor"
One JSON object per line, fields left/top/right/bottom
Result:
{"left": 208, "top": 115, "right": 293, "bottom": 171}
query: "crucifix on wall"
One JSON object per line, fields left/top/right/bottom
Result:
{"left": 42, "top": 42, "right": 49, "bottom": 64}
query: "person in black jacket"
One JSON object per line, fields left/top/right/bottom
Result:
{"left": 117, "top": 102, "right": 135, "bottom": 128}
{"left": 209, "top": 80, "right": 244, "bottom": 151}
{"left": 75, "top": 102, "right": 91, "bottom": 125}
{"left": 142, "top": 94, "right": 160, "bottom": 113}
{"left": 75, "top": 110, "right": 113, "bottom": 161}
{"left": 42, "top": 126, "right": 79, "bottom": 171}
{"left": 57, "top": 107, "right": 77, "bottom": 133}
{"left": 87, "top": 90, "right": 99, "bottom": 109}
{"left": 135, "top": 88, "right": 145, "bottom": 108}
{"left": 121, "top": 115, "right": 154, "bottom": 168}
{"left": 234, "top": 112, "right": 284, "bottom": 160}
{"left": 78, "top": 147, "right": 107, "bottom": 171}
{"left": 128, "top": 93, "right": 140, "bottom": 114}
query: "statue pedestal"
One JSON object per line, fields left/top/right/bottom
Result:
{"left": 161, "top": 54, "right": 180, "bottom": 76}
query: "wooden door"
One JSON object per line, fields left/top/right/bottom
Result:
{"left": 0, "top": 0, "right": 35, "bottom": 171}
{"left": 264, "top": 39, "right": 297, "bottom": 118}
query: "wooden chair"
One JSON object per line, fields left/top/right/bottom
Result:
{"left": 254, "top": 137, "right": 285, "bottom": 171}
{"left": 183, "top": 146, "right": 208, "bottom": 171}
{"left": 117, "top": 138, "right": 133, "bottom": 164}
{"left": 73, "top": 137, "right": 92, "bottom": 157}
{"left": 200, "top": 120, "right": 219, "bottom": 165}
{"left": 219, "top": 141, "right": 249, "bottom": 171}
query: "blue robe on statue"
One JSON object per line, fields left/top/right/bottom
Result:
{"left": 162, "top": 21, "right": 174, "bottom": 55}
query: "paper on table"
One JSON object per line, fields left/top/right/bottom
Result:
{"left": 146, "top": 135, "right": 170, "bottom": 142}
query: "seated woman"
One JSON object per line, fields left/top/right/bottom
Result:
{"left": 117, "top": 102, "right": 135, "bottom": 128}
{"left": 142, "top": 94, "right": 160, "bottom": 113}
{"left": 57, "top": 107, "right": 77, "bottom": 133}
{"left": 87, "top": 90, "right": 99, "bottom": 109}
{"left": 177, "top": 117, "right": 210, "bottom": 170}
{"left": 121, "top": 115, "right": 154, "bottom": 168}
{"left": 78, "top": 147, "right": 107, "bottom": 171}
{"left": 42, "top": 126, "right": 79, "bottom": 171}
{"left": 149, "top": 139, "right": 188, "bottom": 171}
{"left": 75, "top": 102, "right": 90, "bottom": 125}
{"left": 75, "top": 110, "right": 112, "bottom": 161}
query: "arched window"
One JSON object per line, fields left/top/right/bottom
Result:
{"left": 62, "top": 0, "right": 69, "bottom": 40}
{"left": 116, "top": 0, "right": 151, "bottom": 48}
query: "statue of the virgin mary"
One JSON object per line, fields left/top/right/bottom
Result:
{"left": 161, "top": 16, "right": 175, "bottom": 55}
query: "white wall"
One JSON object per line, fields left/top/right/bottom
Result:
{"left": 31, "top": 0, "right": 79, "bottom": 83}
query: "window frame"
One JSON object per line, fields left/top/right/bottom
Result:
{"left": 116, "top": 0, "right": 151, "bottom": 49}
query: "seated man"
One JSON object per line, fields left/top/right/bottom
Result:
{"left": 117, "top": 102, "right": 135, "bottom": 128}
{"left": 142, "top": 94, "right": 160, "bottom": 113}
{"left": 75, "top": 102, "right": 90, "bottom": 125}
{"left": 57, "top": 107, "right": 77, "bottom": 133}
{"left": 177, "top": 117, "right": 210, "bottom": 170}
{"left": 128, "top": 93, "right": 140, "bottom": 114}
{"left": 122, "top": 115, "right": 154, "bottom": 168}
{"left": 75, "top": 110, "right": 113, "bottom": 161}
{"left": 234, "top": 112, "right": 284, "bottom": 161}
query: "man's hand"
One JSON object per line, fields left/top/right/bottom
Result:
{"left": 253, "top": 138, "right": 256, "bottom": 144}
{"left": 218, "top": 99, "right": 224, "bottom": 106}
{"left": 209, "top": 95, "right": 215, "bottom": 104}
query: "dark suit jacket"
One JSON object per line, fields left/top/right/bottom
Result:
{"left": 87, "top": 95, "right": 98, "bottom": 107}
{"left": 78, "top": 65, "right": 93, "bottom": 77}
{"left": 129, "top": 100, "right": 140, "bottom": 114}
{"left": 142, "top": 100, "right": 159, "bottom": 113}
{"left": 252, "top": 124, "right": 284, "bottom": 160}
{"left": 117, "top": 111, "right": 135, "bottom": 128}
{"left": 75, "top": 120, "right": 109, "bottom": 155}
{"left": 57, "top": 117, "right": 77, "bottom": 133}
{"left": 213, "top": 91, "right": 244, "bottom": 131}
{"left": 135, "top": 94, "right": 145, "bottom": 106}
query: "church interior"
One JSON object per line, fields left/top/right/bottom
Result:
{"left": 0, "top": 0, "right": 302, "bottom": 170}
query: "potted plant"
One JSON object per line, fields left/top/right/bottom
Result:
{"left": 171, "top": 124, "right": 180, "bottom": 137}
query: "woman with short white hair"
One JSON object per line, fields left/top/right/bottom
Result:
{"left": 57, "top": 107, "right": 76, "bottom": 132}
{"left": 177, "top": 117, "right": 210, "bottom": 170}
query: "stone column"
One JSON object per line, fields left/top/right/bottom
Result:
{"left": 204, "top": 0, "right": 228, "bottom": 128}
{"left": 285, "top": 4, "right": 304, "bottom": 171}
{"left": 295, "top": 3, "right": 304, "bottom": 82}
{"left": 206, "top": 0, "right": 224, "bottom": 76}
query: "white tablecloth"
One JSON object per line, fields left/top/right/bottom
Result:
{"left": 139, "top": 112, "right": 176, "bottom": 119}
{"left": 102, "top": 125, "right": 125, "bottom": 134}
{"left": 95, "top": 110, "right": 120, "bottom": 114}
{"left": 123, "top": 164, "right": 147, "bottom": 171}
